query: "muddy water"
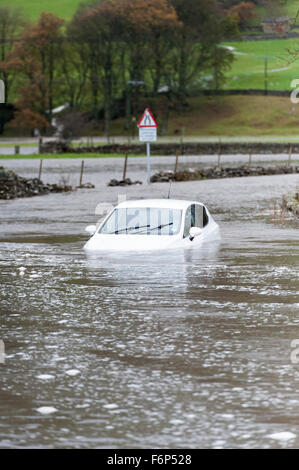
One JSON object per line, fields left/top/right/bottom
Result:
{"left": 0, "top": 158, "right": 298, "bottom": 449}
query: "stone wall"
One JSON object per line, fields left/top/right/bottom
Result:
{"left": 44, "top": 141, "right": 299, "bottom": 156}
{"left": 0, "top": 166, "right": 72, "bottom": 200}
{"left": 151, "top": 165, "right": 299, "bottom": 183}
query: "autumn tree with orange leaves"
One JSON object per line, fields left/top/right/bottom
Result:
{"left": 5, "top": 12, "right": 64, "bottom": 132}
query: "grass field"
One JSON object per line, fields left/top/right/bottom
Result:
{"left": 223, "top": 38, "right": 299, "bottom": 91}
{"left": 0, "top": 0, "right": 82, "bottom": 20}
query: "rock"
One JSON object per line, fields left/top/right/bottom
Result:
{"left": 40, "top": 140, "right": 71, "bottom": 154}
{"left": 76, "top": 182, "right": 95, "bottom": 189}
{"left": 107, "top": 178, "right": 142, "bottom": 186}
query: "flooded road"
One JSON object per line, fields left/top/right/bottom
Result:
{"left": 0, "top": 157, "right": 298, "bottom": 448}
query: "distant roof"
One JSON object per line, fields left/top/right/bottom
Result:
{"left": 117, "top": 199, "right": 205, "bottom": 210}
{"left": 262, "top": 17, "right": 289, "bottom": 23}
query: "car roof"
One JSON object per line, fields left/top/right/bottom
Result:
{"left": 116, "top": 199, "right": 205, "bottom": 210}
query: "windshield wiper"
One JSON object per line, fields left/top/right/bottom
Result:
{"left": 107, "top": 224, "right": 150, "bottom": 234}
{"left": 107, "top": 222, "right": 174, "bottom": 235}
{"left": 136, "top": 222, "right": 174, "bottom": 234}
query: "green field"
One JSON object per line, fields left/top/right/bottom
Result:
{"left": 0, "top": 0, "right": 297, "bottom": 22}
{"left": 0, "top": 0, "right": 82, "bottom": 20}
{"left": 223, "top": 38, "right": 299, "bottom": 90}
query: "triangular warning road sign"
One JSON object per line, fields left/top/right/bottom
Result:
{"left": 138, "top": 108, "right": 158, "bottom": 128}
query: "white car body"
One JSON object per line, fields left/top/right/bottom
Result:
{"left": 84, "top": 199, "right": 220, "bottom": 252}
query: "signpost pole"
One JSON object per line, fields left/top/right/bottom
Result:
{"left": 146, "top": 142, "right": 151, "bottom": 184}
{"left": 138, "top": 108, "right": 158, "bottom": 185}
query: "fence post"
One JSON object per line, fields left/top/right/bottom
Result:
{"left": 249, "top": 151, "right": 252, "bottom": 166}
{"left": 38, "top": 137, "right": 43, "bottom": 154}
{"left": 38, "top": 159, "right": 43, "bottom": 180}
{"left": 174, "top": 149, "right": 179, "bottom": 174}
{"left": 15, "top": 145, "right": 20, "bottom": 155}
{"left": 123, "top": 153, "right": 128, "bottom": 180}
{"left": 288, "top": 145, "right": 292, "bottom": 166}
{"left": 217, "top": 138, "right": 221, "bottom": 169}
{"left": 79, "top": 160, "right": 85, "bottom": 187}
{"left": 180, "top": 127, "right": 185, "bottom": 146}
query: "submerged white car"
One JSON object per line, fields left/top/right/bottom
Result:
{"left": 84, "top": 199, "right": 220, "bottom": 252}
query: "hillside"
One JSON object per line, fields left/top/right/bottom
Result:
{"left": 0, "top": 0, "right": 82, "bottom": 20}
{"left": 0, "top": 0, "right": 298, "bottom": 23}
{"left": 107, "top": 95, "right": 299, "bottom": 138}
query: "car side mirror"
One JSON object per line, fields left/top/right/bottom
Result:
{"left": 85, "top": 225, "right": 96, "bottom": 236}
{"left": 189, "top": 227, "right": 202, "bottom": 241}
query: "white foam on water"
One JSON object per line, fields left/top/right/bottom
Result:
{"left": 36, "top": 374, "right": 55, "bottom": 380}
{"left": 268, "top": 432, "right": 296, "bottom": 441}
{"left": 169, "top": 419, "right": 184, "bottom": 425}
{"left": 65, "top": 369, "right": 80, "bottom": 376}
{"left": 220, "top": 414, "right": 234, "bottom": 420}
{"left": 36, "top": 406, "right": 58, "bottom": 415}
{"left": 103, "top": 403, "right": 118, "bottom": 409}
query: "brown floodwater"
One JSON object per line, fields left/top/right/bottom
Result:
{"left": 0, "top": 157, "right": 298, "bottom": 448}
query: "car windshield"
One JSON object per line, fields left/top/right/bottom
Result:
{"left": 99, "top": 207, "right": 182, "bottom": 235}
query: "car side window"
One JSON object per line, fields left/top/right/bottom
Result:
{"left": 183, "top": 204, "right": 209, "bottom": 237}
{"left": 183, "top": 205, "right": 195, "bottom": 237}
{"left": 202, "top": 206, "right": 209, "bottom": 227}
